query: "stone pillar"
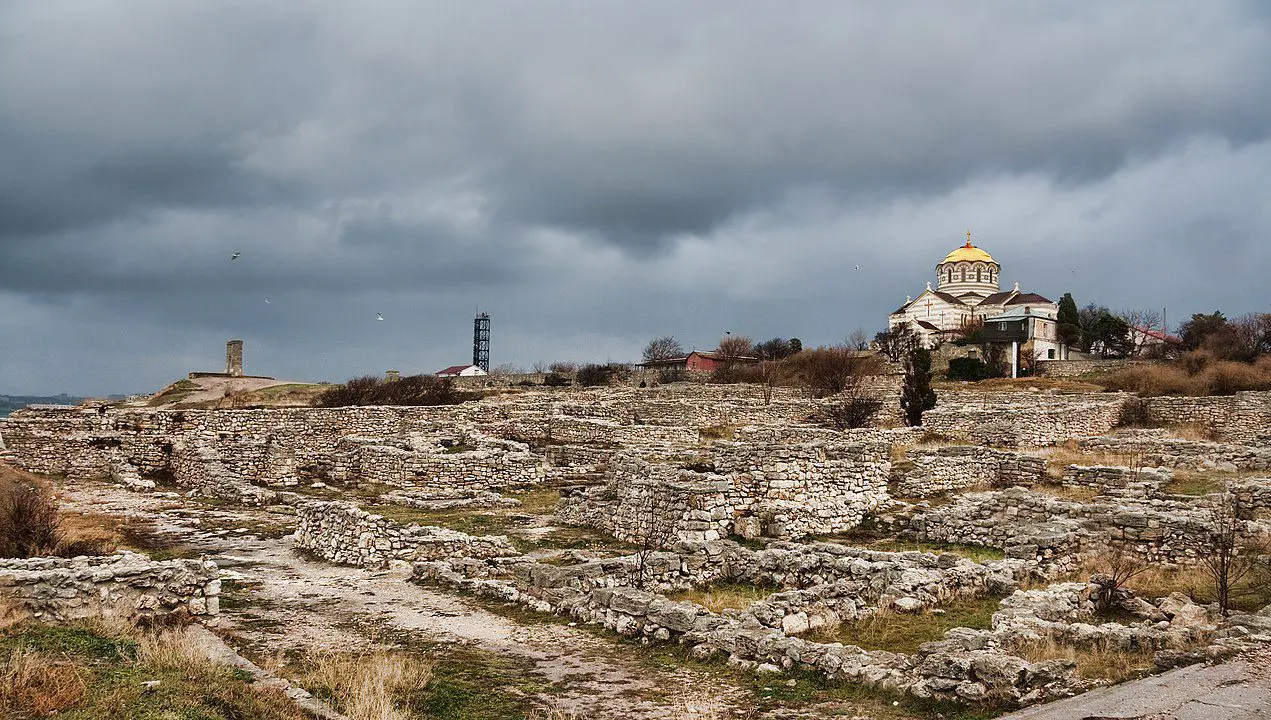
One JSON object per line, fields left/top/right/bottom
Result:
{"left": 226, "top": 340, "right": 244, "bottom": 377}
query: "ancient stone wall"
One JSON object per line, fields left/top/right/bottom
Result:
{"left": 294, "top": 500, "right": 519, "bottom": 568}
{"left": 891, "top": 445, "right": 1047, "bottom": 498}
{"left": 0, "top": 553, "right": 220, "bottom": 623}
{"left": 1141, "top": 391, "right": 1271, "bottom": 444}
{"left": 921, "top": 392, "right": 1127, "bottom": 447}
{"left": 1037, "top": 359, "right": 1159, "bottom": 378}
{"left": 1076, "top": 430, "right": 1271, "bottom": 471}
{"left": 558, "top": 441, "right": 892, "bottom": 543}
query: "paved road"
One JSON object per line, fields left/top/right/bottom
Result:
{"left": 1001, "top": 657, "right": 1271, "bottom": 720}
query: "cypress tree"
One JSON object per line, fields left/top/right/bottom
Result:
{"left": 900, "top": 347, "right": 937, "bottom": 426}
{"left": 1058, "top": 292, "right": 1081, "bottom": 348}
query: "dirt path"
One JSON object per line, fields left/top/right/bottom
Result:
{"left": 55, "top": 479, "right": 748, "bottom": 719}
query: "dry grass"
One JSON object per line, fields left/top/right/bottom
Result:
{"left": 1041, "top": 441, "right": 1140, "bottom": 479}
{"left": 304, "top": 651, "right": 434, "bottom": 720}
{"left": 1031, "top": 483, "right": 1101, "bottom": 503}
{"left": 1012, "top": 638, "right": 1156, "bottom": 682}
{"left": 668, "top": 582, "right": 776, "bottom": 613}
{"left": 0, "top": 646, "right": 88, "bottom": 716}
{"left": 933, "top": 377, "right": 1106, "bottom": 393}
{"left": 812, "top": 594, "right": 1005, "bottom": 654}
{"left": 1163, "top": 471, "right": 1229, "bottom": 497}
{"left": 532, "top": 695, "right": 725, "bottom": 720}
{"left": 1165, "top": 423, "right": 1220, "bottom": 442}
{"left": 698, "top": 424, "right": 736, "bottom": 442}
{"left": 1102, "top": 356, "right": 1271, "bottom": 397}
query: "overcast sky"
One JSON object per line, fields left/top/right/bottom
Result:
{"left": 2, "top": 1, "right": 1270, "bottom": 395}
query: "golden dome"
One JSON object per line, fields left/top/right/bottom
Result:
{"left": 940, "top": 232, "right": 996, "bottom": 265}
{"left": 941, "top": 245, "right": 996, "bottom": 265}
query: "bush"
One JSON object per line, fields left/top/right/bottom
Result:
{"left": 946, "top": 357, "right": 993, "bottom": 381}
{"left": 576, "top": 364, "right": 613, "bottom": 387}
{"left": 657, "top": 367, "right": 686, "bottom": 384}
{"left": 786, "top": 347, "right": 883, "bottom": 397}
{"left": 1102, "top": 355, "right": 1271, "bottom": 396}
{"left": 312, "top": 375, "right": 476, "bottom": 407}
{"left": 541, "top": 372, "right": 571, "bottom": 387}
{"left": 821, "top": 398, "right": 883, "bottom": 430}
{"left": 0, "top": 479, "right": 60, "bottom": 558}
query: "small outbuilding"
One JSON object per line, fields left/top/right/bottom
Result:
{"left": 435, "top": 364, "right": 488, "bottom": 378}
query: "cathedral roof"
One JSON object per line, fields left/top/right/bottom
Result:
{"left": 940, "top": 232, "right": 997, "bottom": 266}
{"left": 941, "top": 245, "right": 996, "bottom": 265}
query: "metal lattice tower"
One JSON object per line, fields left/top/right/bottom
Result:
{"left": 472, "top": 312, "right": 490, "bottom": 372}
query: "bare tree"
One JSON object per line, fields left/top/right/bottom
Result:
{"left": 847, "top": 328, "right": 870, "bottom": 351}
{"left": 1201, "top": 492, "right": 1268, "bottom": 615}
{"left": 757, "top": 360, "right": 785, "bottom": 405}
{"left": 1118, "top": 309, "right": 1164, "bottom": 358}
{"left": 874, "top": 325, "right": 920, "bottom": 362}
{"left": 531, "top": 361, "right": 549, "bottom": 373}
{"left": 717, "top": 335, "right": 754, "bottom": 359}
{"left": 631, "top": 485, "right": 683, "bottom": 589}
{"left": 489, "top": 362, "right": 522, "bottom": 376}
{"left": 642, "top": 336, "right": 685, "bottom": 363}
{"left": 1092, "top": 545, "right": 1150, "bottom": 614}
{"left": 788, "top": 346, "right": 883, "bottom": 398}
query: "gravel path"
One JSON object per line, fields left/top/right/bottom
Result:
{"left": 55, "top": 479, "right": 747, "bottom": 719}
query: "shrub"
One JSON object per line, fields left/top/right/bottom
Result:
{"left": 946, "top": 357, "right": 992, "bottom": 381}
{"left": 576, "top": 364, "right": 613, "bottom": 387}
{"left": 1102, "top": 356, "right": 1271, "bottom": 396}
{"left": 786, "top": 346, "right": 883, "bottom": 397}
{"left": 541, "top": 372, "right": 571, "bottom": 387}
{"left": 0, "top": 478, "right": 60, "bottom": 558}
{"left": 657, "top": 367, "right": 686, "bottom": 384}
{"left": 821, "top": 398, "right": 883, "bottom": 430}
{"left": 312, "top": 375, "right": 476, "bottom": 407}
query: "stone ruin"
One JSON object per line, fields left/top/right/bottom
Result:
{"left": 2, "top": 382, "right": 1270, "bottom": 711}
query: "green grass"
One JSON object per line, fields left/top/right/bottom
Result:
{"left": 1163, "top": 470, "right": 1230, "bottom": 496}
{"left": 667, "top": 581, "right": 778, "bottom": 612}
{"left": 812, "top": 593, "right": 1007, "bottom": 655}
{"left": 147, "top": 379, "right": 200, "bottom": 407}
{"left": 816, "top": 534, "right": 1006, "bottom": 563}
{"left": 1, "top": 622, "right": 303, "bottom": 720}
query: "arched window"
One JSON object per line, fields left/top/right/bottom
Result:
{"left": 959, "top": 267, "right": 966, "bottom": 282}
{"left": 947, "top": 268, "right": 953, "bottom": 283}
{"left": 976, "top": 266, "right": 982, "bottom": 282}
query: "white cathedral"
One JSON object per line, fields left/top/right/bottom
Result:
{"left": 888, "top": 233, "right": 1069, "bottom": 373}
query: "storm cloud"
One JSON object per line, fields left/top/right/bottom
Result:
{"left": 2, "top": 1, "right": 1270, "bottom": 394}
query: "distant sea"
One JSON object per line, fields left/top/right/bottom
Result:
{"left": 0, "top": 395, "right": 85, "bottom": 418}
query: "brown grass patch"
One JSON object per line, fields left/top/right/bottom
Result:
{"left": 668, "top": 582, "right": 776, "bottom": 613}
{"left": 0, "top": 647, "right": 88, "bottom": 716}
{"left": 812, "top": 594, "right": 1005, "bottom": 654}
{"left": 1031, "top": 483, "right": 1101, "bottom": 503}
{"left": 1012, "top": 638, "right": 1156, "bottom": 682}
{"left": 1041, "top": 441, "right": 1141, "bottom": 479}
{"left": 303, "top": 651, "right": 434, "bottom": 720}
{"left": 1102, "top": 356, "right": 1271, "bottom": 397}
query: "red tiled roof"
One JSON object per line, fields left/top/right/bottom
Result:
{"left": 436, "top": 364, "right": 476, "bottom": 376}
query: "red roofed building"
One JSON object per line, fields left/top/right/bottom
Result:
{"left": 435, "top": 364, "right": 488, "bottom": 378}
{"left": 639, "top": 350, "right": 761, "bottom": 373}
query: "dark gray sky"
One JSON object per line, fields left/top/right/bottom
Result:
{"left": 3, "top": 1, "right": 1270, "bottom": 395}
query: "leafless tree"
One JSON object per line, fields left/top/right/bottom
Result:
{"left": 758, "top": 360, "right": 785, "bottom": 405}
{"left": 548, "top": 361, "right": 578, "bottom": 374}
{"left": 1200, "top": 492, "right": 1268, "bottom": 615}
{"left": 848, "top": 328, "right": 870, "bottom": 351}
{"left": 1118, "top": 309, "right": 1164, "bottom": 358}
{"left": 531, "top": 361, "right": 549, "bottom": 373}
{"left": 788, "top": 346, "right": 884, "bottom": 398}
{"left": 717, "top": 335, "right": 754, "bottom": 359}
{"left": 1092, "top": 545, "right": 1150, "bottom": 614}
{"left": 874, "top": 324, "right": 920, "bottom": 362}
{"left": 642, "top": 336, "right": 685, "bottom": 363}
{"left": 490, "top": 362, "right": 522, "bottom": 376}
{"left": 632, "top": 485, "right": 683, "bottom": 589}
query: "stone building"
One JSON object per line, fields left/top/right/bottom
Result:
{"left": 888, "top": 233, "right": 1068, "bottom": 372}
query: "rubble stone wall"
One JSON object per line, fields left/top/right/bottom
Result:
{"left": 1141, "top": 392, "right": 1271, "bottom": 444}
{"left": 921, "top": 392, "right": 1128, "bottom": 447}
{"left": 0, "top": 553, "right": 220, "bottom": 623}
{"left": 1076, "top": 431, "right": 1271, "bottom": 471}
{"left": 294, "top": 500, "right": 519, "bottom": 568}
{"left": 892, "top": 446, "right": 1047, "bottom": 497}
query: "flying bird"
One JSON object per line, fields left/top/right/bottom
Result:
{"left": 231, "top": 252, "right": 241, "bottom": 260}
{"left": 376, "top": 313, "right": 384, "bottom": 321}
{"left": 854, "top": 265, "right": 860, "bottom": 271}
{"left": 264, "top": 299, "right": 271, "bottom": 304}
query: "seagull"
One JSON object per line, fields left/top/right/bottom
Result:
{"left": 231, "top": 252, "right": 241, "bottom": 260}
{"left": 376, "top": 313, "right": 384, "bottom": 321}
{"left": 854, "top": 265, "right": 860, "bottom": 271}
{"left": 264, "top": 299, "right": 271, "bottom": 304}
